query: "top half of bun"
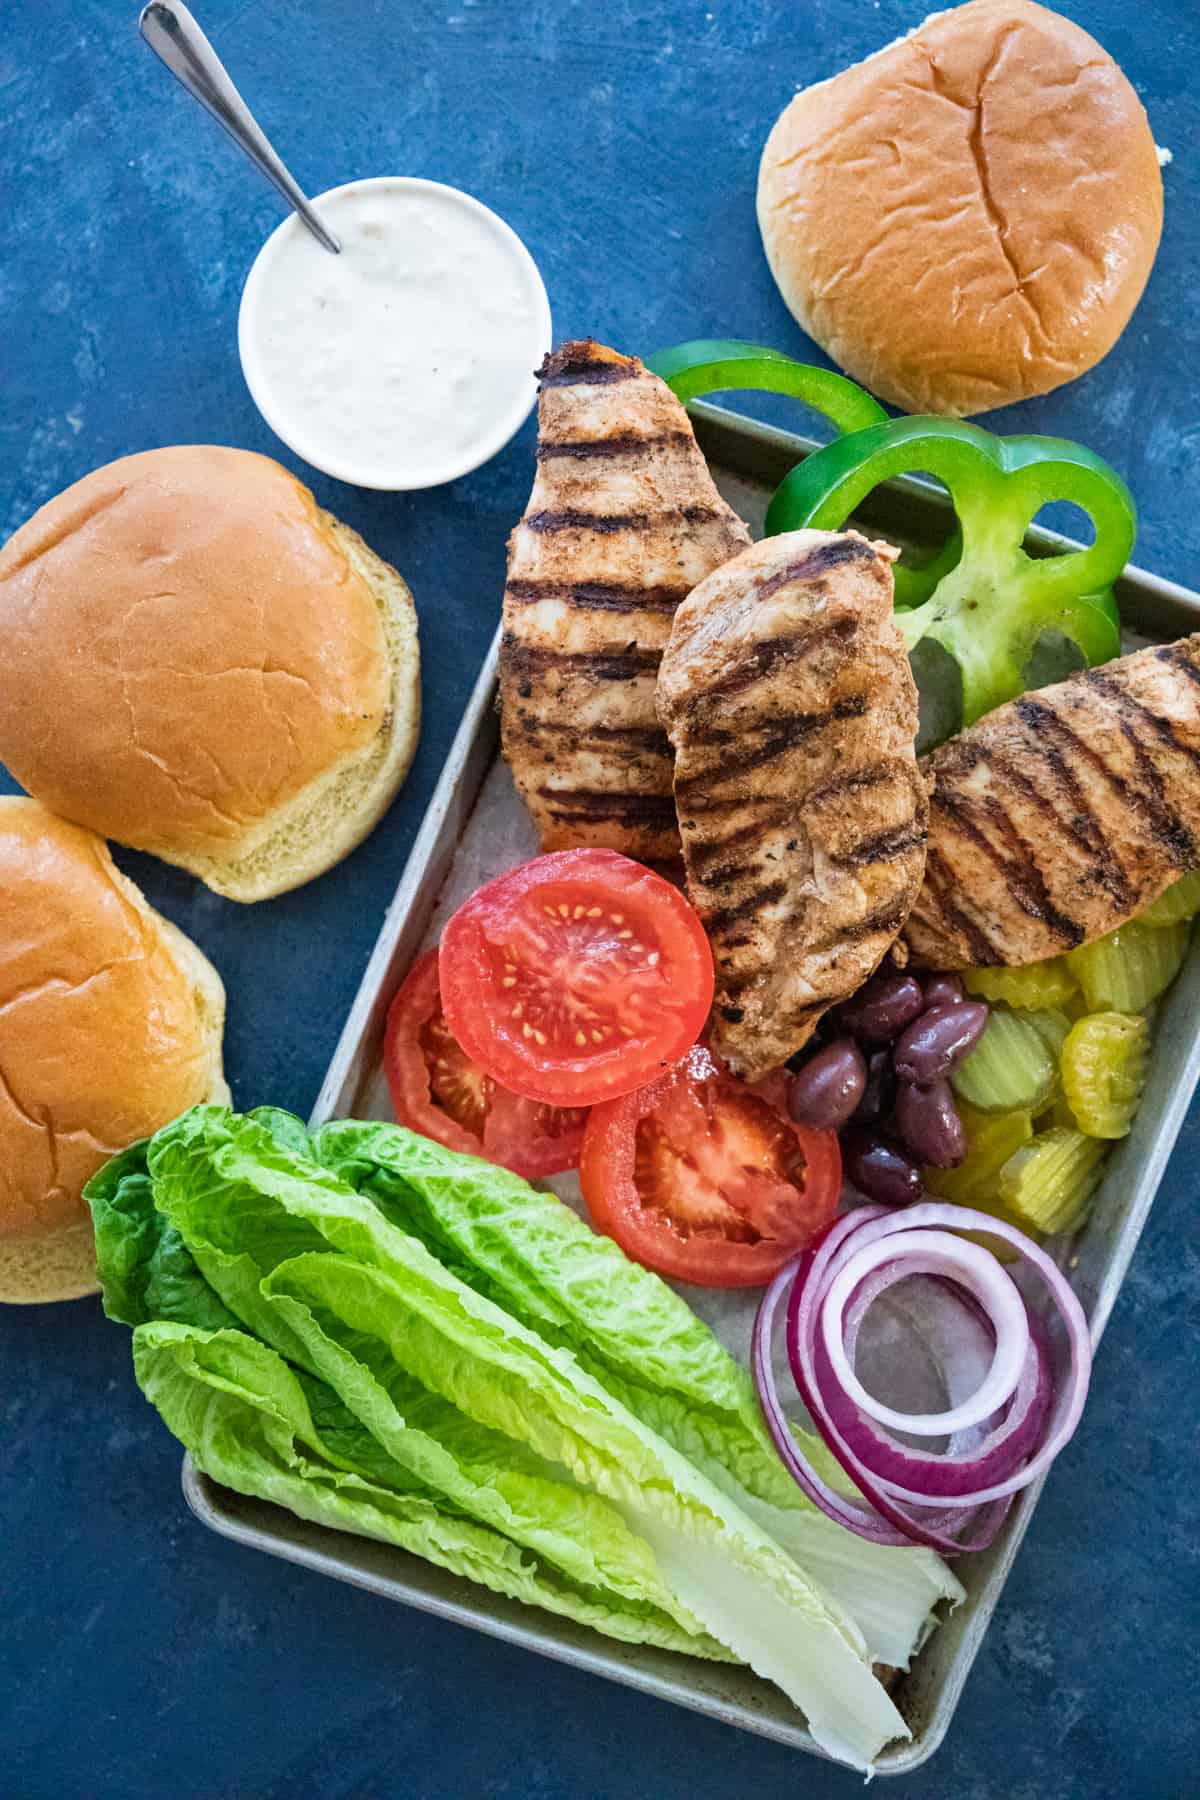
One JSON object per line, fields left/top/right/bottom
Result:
{"left": 757, "top": 0, "right": 1164, "bottom": 416}
{"left": 0, "top": 797, "right": 229, "bottom": 1301}
{"left": 0, "top": 446, "right": 420, "bottom": 900}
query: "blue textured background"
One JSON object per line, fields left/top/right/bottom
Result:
{"left": 3, "top": 3, "right": 1198, "bottom": 1796}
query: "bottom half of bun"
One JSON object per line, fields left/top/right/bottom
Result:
{"left": 157, "top": 520, "right": 421, "bottom": 903}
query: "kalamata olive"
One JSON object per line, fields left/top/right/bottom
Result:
{"left": 921, "top": 973, "right": 966, "bottom": 1010}
{"left": 841, "top": 1130, "right": 923, "bottom": 1207}
{"left": 788, "top": 1039, "right": 867, "bottom": 1131}
{"left": 839, "top": 974, "right": 925, "bottom": 1043}
{"left": 893, "top": 1001, "right": 989, "bottom": 1084}
{"left": 855, "top": 1048, "right": 895, "bottom": 1124}
{"left": 895, "top": 1078, "right": 967, "bottom": 1168}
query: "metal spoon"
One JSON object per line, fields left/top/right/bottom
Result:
{"left": 138, "top": 2, "right": 340, "bottom": 254}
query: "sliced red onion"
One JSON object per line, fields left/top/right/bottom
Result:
{"left": 752, "top": 1250, "right": 915, "bottom": 1546}
{"left": 821, "top": 1234, "right": 1029, "bottom": 1438}
{"left": 751, "top": 1202, "right": 1092, "bottom": 1554}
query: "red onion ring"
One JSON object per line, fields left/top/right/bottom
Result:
{"left": 751, "top": 1203, "right": 1092, "bottom": 1554}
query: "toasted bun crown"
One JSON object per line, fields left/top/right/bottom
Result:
{"left": 0, "top": 446, "right": 393, "bottom": 868}
{"left": 757, "top": 0, "right": 1163, "bottom": 415}
{"left": 0, "top": 798, "right": 228, "bottom": 1302}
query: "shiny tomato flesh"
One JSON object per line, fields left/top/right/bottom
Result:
{"left": 438, "top": 850, "right": 714, "bottom": 1107}
{"left": 384, "top": 949, "right": 587, "bottom": 1179}
{"left": 580, "top": 1045, "right": 842, "bottom": 1287}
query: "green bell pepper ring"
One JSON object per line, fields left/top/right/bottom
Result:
{"left": 646, "top": 339, "right": 888, "bottom": 438}
{"left": 764, "top": 416, "right": 1135, "bottom": 727}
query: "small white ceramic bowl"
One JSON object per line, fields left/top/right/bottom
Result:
{"left": 238, "top": 176, "right": 552, "bottom": 491}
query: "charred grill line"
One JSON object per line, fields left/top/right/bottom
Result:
{"left": 1034, "top": 691, "right": 1195, "bottom": 865}
{"left": 501, "top": 637, "right": 662, "bottom": 686}
{"left": 936, "top": 791, "right": 1083, "bottom": 944}
{"left": 807, "top": 760, "right": 909, "bottom": 808}
{"left": 536, "top": 431, "right": 694, "bottom": 460}
{"left": 1089, "top": 674, "right": 1200, "bottom": 863}
{"left": 1160, "top": 643, "right": 1200, "bottom": 689}
{"left": 678, "top": 694, "right": 870, "bottom": 788}
{"left": 675, "top": 617, "right": 859, "bottom": 715}
{"left": 525, "top": 509, "right": 650, "bottom": 534}
{"left": 539, "top": 790, "right": 679, "bottom": 824}
{"left": 686, "top": 810, "right": 791, "bottom": 864}
{"left": 525, "top": 505, "right": 723, "bottom": 534}
{"left": 514, "top": 719, "right": 671, "bottom": 753}
{"left": 919, "top": 849, "right": 996, "bottom": 964}
{"left": 1007, "top": 702, "right": 1134, "bottom": 908}
{"left": 753, "top": 538, "right": 882, "bottom": 602}
{"left": 537, "top": 352, "right": 639, "bottom": 387}
{"left": 831, "top": 823, "right": 926, "bottom": 868}
{"left": 808, "top": 898, "right": 912, "bottom": 953}
{"left": 704, "top": 880, "right": 789, "bottom": 936}
{"left": 703, "top": 859, "right": 760, "bottom": 890}
{"left": 505, "top": 578, "right": 690, "bottom": 615}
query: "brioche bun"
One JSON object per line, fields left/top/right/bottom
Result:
{"left": 0, "top": 798, "right": 230, "bottom": 1303}
{"left": 757, "top": 0, "right": 1163, "bottom": 416}
{"left": 0, "top": 446, "right": 420, "bottom": 901}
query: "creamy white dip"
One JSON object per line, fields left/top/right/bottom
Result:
{"left": 238, "top": 178, "right": 552, "bottom": 489}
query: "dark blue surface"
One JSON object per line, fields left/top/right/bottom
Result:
{"left": 3, "top": 3, "right": 1198, "bottom": 1796}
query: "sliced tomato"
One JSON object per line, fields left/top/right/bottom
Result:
{"left": 383, "top": 949, "right": 587, "bottom": 1179}
{"left": 579, "top": 1045, "right": 842, "bottom": 1288}
{"left": 438, "top": 849, "right": 714, "bottom": 1108}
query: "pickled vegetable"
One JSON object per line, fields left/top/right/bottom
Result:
{"left": 923, "top": 1103, "right": 1033, "bottom": 1204}
{"left": 1066, "top": 919, "right": 1190, "bottom": 1012}
{"left": 1039, "top": 1092, "right": 1081, "bottom": 1133}
{"left": 962, "top": 958, "right": 1076, "bottom": 1011}
{"left": 1140, "top": 868, "right": 1200, "bottom": 927}
{"left": 1061, "top": 1011, "right": 1149, "bottom": 1139}
{"left": 1023, "top": 1007, "right": 1073, "bottom": 1062}
{"left": 950, "top": 1009, "right": 1056, "bottom": 1114}
{"left": 999, "top": 1128, "right": 1109, "bottom": 1235}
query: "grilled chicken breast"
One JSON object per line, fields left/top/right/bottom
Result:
{"left": 500, "top": 340, "right": 751, "bottom": 861}
{"left": 906, "top": 634, "right": 1200, "bottom": 968}
{"left": 658, "top": 530, "right": 927, "bottom": 1080}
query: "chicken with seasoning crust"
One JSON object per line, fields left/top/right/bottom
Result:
{"left": 500, "top": 340, "right": 750, "bottom": 862}
{"left": 905, "top": 633, "right": 1200, "bottom": 968}
{"left": 658, "top": 529, "right": 928, "bottom": 1081}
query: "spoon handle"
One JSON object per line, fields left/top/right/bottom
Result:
{"left": 139, "top": 1, "right": 340, "bottom": 254}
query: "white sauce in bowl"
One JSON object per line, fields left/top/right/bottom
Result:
{"left": 238, "top": 178, "right": 552, "bottom": 490}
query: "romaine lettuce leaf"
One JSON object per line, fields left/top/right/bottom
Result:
{"left": 87, "top": 1124, "right": 714, "bottom": 1647}
{"left": 311, "top": 1118, "right": 962, "bottom": 1666}
{"left": 144, "top": 1106, "right": 909, "bottom": 1768}
{"left": 135, "top": 1321, "right": 719, "bottom": 1654}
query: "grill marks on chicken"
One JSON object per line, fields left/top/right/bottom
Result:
{"left": 499, "top": 340, "right": 751, "bottom": 861}
{"left": 905, "top": 635, "right": 1200, "bottom": 969}
{"left": 658, "top": 530, "right": 927, "bottom": 1080}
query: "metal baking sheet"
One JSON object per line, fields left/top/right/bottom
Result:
{"left": 183, "top": 402, "right": 1200, "bottom": 1772}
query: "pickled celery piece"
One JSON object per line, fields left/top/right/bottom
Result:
{"left": 1023, "top": 1007, "right": 1073, "bottom": 1062}
{"left": 924, "top": 1104, "right": 1033, "bottom": 1204}
{"left": 950, "top": 1009, "right": 1056, "bottom": 1113}
{"left": 1039, "top": 1092, "right": 1081, "bottom": 1132}
{"left": 1140, "top": 868, "right": 1200, "bottom": 927}
{"left": 962, "top": 959, "right": 1076, "bottom": 1010}
{"left": 999, "top": 1128, "right": 1109, "bottom": 1234}
{"left": 924, "top": 1105, "right": 1035, "bottom": 1263}
{"left": 1066, "top": 919, "right": 1190, "bottom": 1012}
{"left": 1061, "top": 1011, "right": 1149, "bottom": 1138}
